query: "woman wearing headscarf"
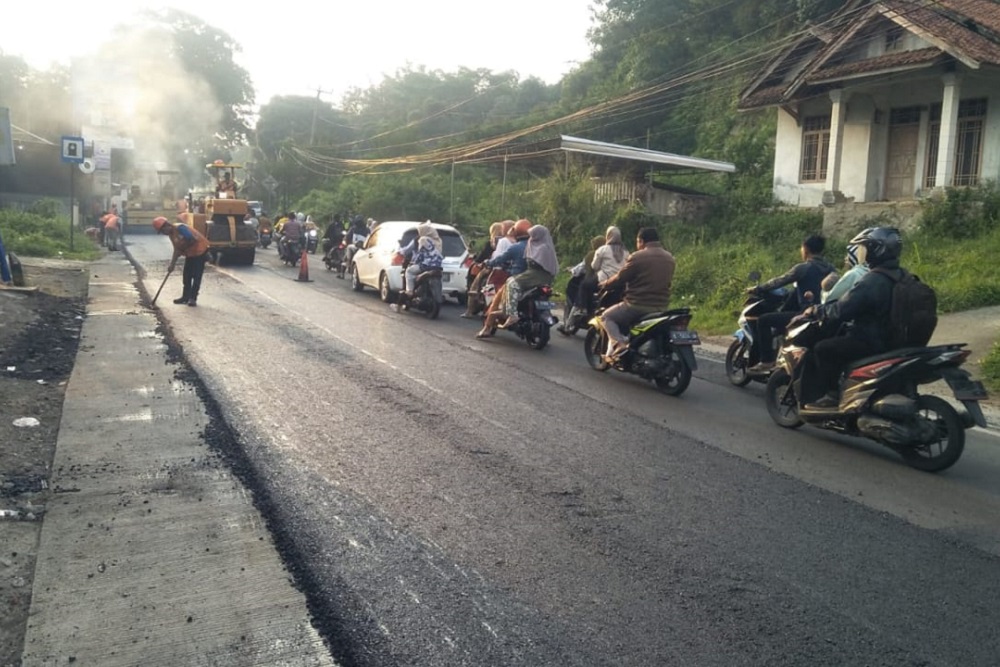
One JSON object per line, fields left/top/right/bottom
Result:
{"left": 391, "top": 222, "right": 444, "bottom": 311}
{"left": 562, "top": 234, "right": 605, "bottom": 328}
{"left": 592, "top": 226, "right": 630, "bottom": 283}
{"left": 480, "top": 223, "right": 558, "bottom": 334}
{"left": 462, "top": 222, "right": 506, "bottom": 318}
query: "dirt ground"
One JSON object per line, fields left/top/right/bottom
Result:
{"left": 0, "top": 257, "right": 90, "bottom": 667}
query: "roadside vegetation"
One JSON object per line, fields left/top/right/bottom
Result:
{"left": 0, "top": 200, "right": 100, "bottom": 261}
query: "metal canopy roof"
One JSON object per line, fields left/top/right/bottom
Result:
{"left": 559, "top": 135, "right": 736, "bottom": 174}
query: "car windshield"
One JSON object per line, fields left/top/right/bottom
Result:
{"left": 398, "top": 229, "right": 466, "bottom": 257}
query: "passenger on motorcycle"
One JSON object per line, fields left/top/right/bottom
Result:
{"left": 820, "top": 234, "right": 871, "bottom": 304}
{"left": 561, "top": 235, "right": 605, "bottom": 331}
{"left": 800, "top": 227, "right": 901, "bottom": 409}
{"left": 476, "top": 220, "right": 530, "bottom": 337}
{"left": 592, "top": 226, "right": 631, "bottom": 283}
{"left": 483, "top": 223, "right": 558, "bottom": 331}
{"left": 462, "top": 221, "right": 508, "bottom": 318}
{"left": 597, "top": 227, "right": 675, "bottom": 359}
{"left": 746, "top": 234, "right": 834, "bottom": 373}
{"left": 343, "top": 215, "right": 370, "bottom": 268}
{"left": 390, "top": 222, "right": 444, "bottom": 312}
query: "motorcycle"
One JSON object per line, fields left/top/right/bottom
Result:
{"left": 583, "top": 303, "right": 700, "bottom": 397}
{"left": 726, "top": 271, "right": 793, "bottom": 387}
{"left": 278, "top": 236, "right": 301, "bottom": 267}
{"left": 338, "top": 240, "right": 365, "bottom": 279}
{"left": 484, "top": 285, "right": 559, "bottom": 350}
{"left": 258, "top": 226, "right": 272, "bottom": 249}
{"left": 306, "top": 228, "right": 319, "bottom": 254}
{"left": 323, "top": 239, "right": 344, "bottom": 272}
{"left": 396, "top": 267, "right": 444, "bottom": 319}
{"left": 560, "top": 283, "right": 619, "bottom": 337}
{"left": 765, "top": 317, "right": 988, "bottom": 472}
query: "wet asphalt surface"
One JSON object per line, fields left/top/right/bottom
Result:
{"left": 129, "top": 236, "right": 1000, "bottom": 666}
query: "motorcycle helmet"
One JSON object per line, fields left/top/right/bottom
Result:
{"left": 513, "top": 219, "right": 532, "bottom": 239}
{"left": 152, "top": 216, "right": 168, "bottom": 233}
{"left": 848, "top": 226, "right": 901, "bottom": 267}
{"left": 295, "top": 212, "right": 306, "bottom": 223}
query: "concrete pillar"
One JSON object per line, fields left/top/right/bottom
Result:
{"left": 914, "top": 107, "right": 930, "bottom": 196}
{"left": 823, "top": 89, "right": 848, "bottom": 204}
{"left": 935, "top": 73, "right": 961, "bottom": 188}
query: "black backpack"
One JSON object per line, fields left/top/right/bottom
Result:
{"left": 875, "top": 268, "right": 938, "bottom": 348}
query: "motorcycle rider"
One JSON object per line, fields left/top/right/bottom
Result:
{"left": 343, "top": 214, "right": 370, "bottom": 270}
{"left": 462, "top": 221, "right": 506, "bottom": 318}
{"left": 390, "top": 222, "right": 444, "bottom": 312}
{"left": 800, "top": 227, "right": 901, "bottom": 409}
{"left": 495, "top": 223, "right": 558, "bottom": 329}
{"left": 323, "top": 214, "right": 345, "bottom": 259}
{"left": 747, "top": 234, "right": 834, "bottom": 373}
{"left": 281, "top": 212, "right": 304, "bottom": 262}
{"left": 476, "top": 219, "right": 531, "bottom": 338}
{"left": 597, "top": 227, "right": 675, "bottom": 359}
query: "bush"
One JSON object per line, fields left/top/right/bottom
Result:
{"left": 919, "top": 184, "right": 1000, "bottom": 240}
{"left": 982, "top": 341, "right": 1000, "bottom": 394}
{"left": 0, "top": 207, "right": 100, "bottom": 260}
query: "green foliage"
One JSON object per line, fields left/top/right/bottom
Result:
{"left": 918, "top": 184, "right": 1000, "bottom": 240}
{"left": 982, "top": 341, "right": 1000, "bottom": 394}
{"left": 0, "top": 205, "right": 100, "bottom": 260}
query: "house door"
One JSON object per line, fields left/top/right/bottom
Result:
{"left": 885, "top": 110, "right": 920, "bottom": 200}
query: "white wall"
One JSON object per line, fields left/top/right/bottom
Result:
{"left": 773, "top": 106, "right": 827, "bottom": 207}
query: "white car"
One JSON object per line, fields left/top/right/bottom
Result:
{"left": 350, "top": 221, "right": 471, "bottom": 304}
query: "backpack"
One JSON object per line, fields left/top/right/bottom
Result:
{"left": 875, "top": 268, "right": 938, "bottom": 348}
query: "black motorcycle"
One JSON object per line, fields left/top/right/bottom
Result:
{"left": 306, "top": 228, "right": 319, "bottom": 254}
{"left": 726, "top": 271, "right": 793, "bottom": 387}
{"left": 765, "top": 317, "right": 988, "bottom": 472}
{"left": 560, "top": 283, "right": 619, "bottom": 337}
{"left": 258, "top": 226, "right": 272, "bottom": 249}
{"left": 485, "top": 285, "right": 558, "bottom": 350}
{"left": 396, "top": 268, "right": 444, "bottom": 319}
{"left": 584, "top": 304, "right": 700, "bottom": 396}
{"left": 278, "top": 236, "right": 301, "bottom": 267}
{"left": 323, "top": 238, "right": 346, "bottom": 274}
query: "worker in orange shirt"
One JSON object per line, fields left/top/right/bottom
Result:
{"left": 152, "top": 216, "right": 210, "bottom": 307}
{"left": 100, "top": 210, "right": 121, "bottom": 251}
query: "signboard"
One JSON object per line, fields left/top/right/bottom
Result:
{"left": 0, "top": 107, "right": 14, "bottom": 166}
{"left": 61, "top": 135, "right": 85, "bottom": 164}
{"left": 94, "top": 140, "right": 112, "bottom": 170}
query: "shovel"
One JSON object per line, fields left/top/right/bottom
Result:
{"left": 151, "top": 266, "right": 173, "bottom": 307}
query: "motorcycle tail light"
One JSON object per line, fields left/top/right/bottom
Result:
{"left": 670, "top": 316, "right": 691, "bottom": 329}
{"left": 849, "top": 357, "right": 904, "bottom": 380}
{"left": 540, "top": 285, "right": 552, "bottom": 296}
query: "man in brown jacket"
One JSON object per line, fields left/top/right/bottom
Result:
{"left": 597, "top": 227, "right": 675, "bottom": 358}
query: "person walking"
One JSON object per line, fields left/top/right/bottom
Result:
{"left": 153, "top": 216, "right": 210, "bottom": 307}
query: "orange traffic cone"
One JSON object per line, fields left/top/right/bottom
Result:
{"left": 296, "top": 246, "right": 312, "bottom": 282}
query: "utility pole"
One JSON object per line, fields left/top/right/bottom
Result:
{"left": 309, "top": 88, "right": 321, "bottom": 146}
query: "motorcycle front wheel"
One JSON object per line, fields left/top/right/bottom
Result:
{"left": 900, "top": 395, "right": 965, "bottom": 472}
{"left": 765, "top": 369, "right": 803, "bottom": 429}
{"left": 653, "top": 351, "right": 692, "bottom": 396}
{"left": 584, "top": 327, "right": 610, "bottom": 371}
{"left": 725, "top": 338, "right": 752, "bottom": 387}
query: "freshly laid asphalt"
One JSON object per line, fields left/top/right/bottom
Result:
{"left": 17, "top": 248, "right": 998, "bottom": 665}
{"left": 19, "top": 252, "right": 335, "bottom": 666}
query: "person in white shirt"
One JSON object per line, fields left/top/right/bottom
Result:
{"left": 591, "top": 226, "right": 630, "bottom": 283}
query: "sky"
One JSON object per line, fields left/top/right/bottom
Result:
{"left": 5, "top": 1, "right": 598, "bottom": 107}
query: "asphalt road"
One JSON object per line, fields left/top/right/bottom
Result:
{"left": 128, "top": 235, "right": 1000, "bottom": 667}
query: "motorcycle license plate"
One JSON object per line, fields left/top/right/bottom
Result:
{"left": 670, "top": 330, "right": 701, "bottom": 345}
{"left": 943, "top": 372, "right": 989, "bottom": 400}
{"left": 535, "top": 300, "right": 554, "bottom": 310}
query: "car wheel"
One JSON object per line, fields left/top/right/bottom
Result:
{"left": 351, "top": 265, "right": 364, "bottom": 292}
{"left": 379, "top": 272, "right": 396, "bottom": 303}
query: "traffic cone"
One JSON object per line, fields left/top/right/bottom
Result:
{"left": 296, "top": 246, "right": 312, "bottom": 282}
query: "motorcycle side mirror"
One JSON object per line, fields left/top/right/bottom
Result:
{"left": 748, "top": 270, "right": 761, "bottom": 283}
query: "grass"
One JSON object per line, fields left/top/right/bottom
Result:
{"left": 0, "top": 201, "right": 102, "bottom": 262}
{"left": 983, "top": 342, "right": 1000, "bottom": 394}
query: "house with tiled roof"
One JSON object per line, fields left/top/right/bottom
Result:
{"left": 740, "top": 0, "right": 1000, "bottom": 208}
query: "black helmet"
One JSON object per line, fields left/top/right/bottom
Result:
{"left": 849, "top": 226, "right": 901, "bottom": 266}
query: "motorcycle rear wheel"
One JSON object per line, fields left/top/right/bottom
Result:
{"left": 900, "top": 395, "right": 965, "bottom": 472}
{"left": 765, "top": 369, "right": 803, "bottom": 429}
{"left": 725, "top": 339, "right": 752, "bottom": 387}
{"left": 654, "top": 352, "right": 692, "bottom": 396}
{"left": 584, "top": 328, "right": 610, "bottom": 371}
{"left": 424, "top": 297, "right": 440, "bottom": 320}
{"left": 526, "top": 321, "right": 549, "bottom": 350}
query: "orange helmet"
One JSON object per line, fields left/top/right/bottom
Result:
{"left": 152, "top": 216, "right": 169, "bottom": 233}
{"left": 513, "top": 219, "right": 532, "bottom": 238}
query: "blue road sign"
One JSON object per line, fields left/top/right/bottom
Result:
{"left": 61, "top": 135, "right": 85, "bottom": 164}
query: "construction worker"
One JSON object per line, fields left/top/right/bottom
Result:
{"left": 153, "top": 216, "right": 210, "bottom": 307}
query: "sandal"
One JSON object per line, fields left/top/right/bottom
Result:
{"left": 475, "top": 329, "right": 494, "bottom": 339}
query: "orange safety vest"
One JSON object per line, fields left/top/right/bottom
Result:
{"left": 169, "top": 223, "right": 210, "bottom": 258}
{"left": 102, "top": 214, "right": 120, "bottom": 231}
